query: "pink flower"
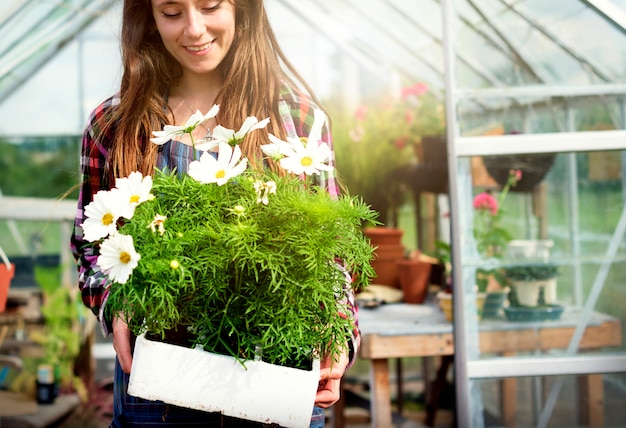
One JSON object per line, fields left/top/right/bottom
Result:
{"left": 354, "top": 105, "right": 367, "bottom": 121}
{"left": 401, "top": 82, "right": 430, "bottom": 99}
{"left": 473, "top": 192, "right": 498, "bottom": 215}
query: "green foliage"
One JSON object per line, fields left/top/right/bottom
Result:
{"left": 504, "top": 263, "right": 559, "bottom": 281}
{"left": 32, "top": 265, "right": 86, "bottom": 392}
{"left": 106, "top": 169, "right": 377, "bottom": 369}
{"left": 327, "top": 83, "right": 445, "bottom": 225}
{"left": 0, "top": 138, "right": 80, "bottom": 198}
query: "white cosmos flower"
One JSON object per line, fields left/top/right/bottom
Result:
{"left": 150, "top": 105, "right": 220, "bottom": 145}
{"left": 97, "top": 233, "right": 141, "bottom": 284}
{"left": 253, "top": 180, "right": 277, "bottom": 205}
{"left": 267, "top": 109, "right": 333, "bottom": 176}
{"left": 81, "top": 189, "right": 125, "bottom": 242}
{"left": 114, "top": 171, "right": 154, "bottom": 218}
{"left": 147, "top": 214, "right": 167, "bottom": 235}
{"left": 187, "top": 142, "right": 248, "bottom": 185}
{"left": 195, "top": 116, "right": 270, "bottom": 152}
{"left": 260, "top": 136, "right": 293, "bottom": 160}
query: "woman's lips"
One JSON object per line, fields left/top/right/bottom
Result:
{"left": 186, "top": 40, "right": 214, "bottom": 52}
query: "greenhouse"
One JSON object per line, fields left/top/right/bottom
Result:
{"left": 0, "top": 0, "right": 625, "bottom": 427}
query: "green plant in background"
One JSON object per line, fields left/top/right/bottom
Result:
{"left": 31, "top": 265, "right": 87, "bottom": 400}
{"left": 473, "top": 169, "right": 521, "bottom": 259}
{"left": 328, "top": 82, "right": 445, "bottom": 225}
{"left": 473, "top": 169, "right": 521, "bottom": 292}
{"left": 504, "top": 263, "right": 559, "bottom": 281}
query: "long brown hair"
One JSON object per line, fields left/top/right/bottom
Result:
{"left": 103, "top": 0, "right": 324, "bottom": 183}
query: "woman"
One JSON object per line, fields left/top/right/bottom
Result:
{"left": 70, "top": 0, "right": 360, "bottom": 426}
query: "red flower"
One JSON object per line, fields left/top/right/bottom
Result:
{"left": 405, "top": 109, "right": 414, "bottom": 125}
{"left": 394, "top": 136, "right": 408, "bottom": 149}
{"left": 473, "top": 192, "right": 498, "bottom": 215}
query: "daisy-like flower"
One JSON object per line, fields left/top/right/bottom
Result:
{"left": 81, "top": 189, "right": 125, "bottom": 242}
{"left": 150, "top": 105, "right": 220, "bottom": 145}
{"left": 260, "top": 136, "right": 293, "bottom": 161}
{"left": 147, "top": 214, "right": 167, "bottom": 235}
{"left": 253, "top": 180, "right": 277, "bottom": 205}
{"left": 97, "top": 233, "right": 141, "bottom": 284}
{"left": 115, "top": 171, "right": 154, "bottom": 218}
{"left": 195, "top": 116, "right": 270, "bottom": 151}
{"left": 266, "top": 109, "right": 333, "bottom": 176}
{"left": 187, "top": 142, "right": 248, "bottom": 185}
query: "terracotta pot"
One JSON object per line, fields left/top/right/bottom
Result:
{"left": 0, "top": 263, "right": 15, "bottom": 313}
{"left": 363, "top": 227, "right": 403, "bottom": 247}
{"left": 364, "top": 228, "right": 405, "bottom": 288}
{"left": 397, "top": 258, "right": 432, "bottom": 304}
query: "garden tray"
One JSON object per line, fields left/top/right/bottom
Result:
{"left": 504, "top": 304, "right": 565, "bottom": 322}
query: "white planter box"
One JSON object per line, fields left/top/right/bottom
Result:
{"left": 128, "top": 334, "right": 320, "bottom": 428}
{"left": 511, "top": 278, "right": 557, "bottom": 307}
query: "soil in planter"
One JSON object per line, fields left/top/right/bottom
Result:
{"left": 145, "top": 324, "right": 196, "bottom": 348}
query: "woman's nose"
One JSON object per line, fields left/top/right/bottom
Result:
{"left": 184, "top": 11, "right": 205, "bottom": 39}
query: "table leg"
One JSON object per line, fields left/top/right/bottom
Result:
{"left": 369, "top": 358, "right": 392, "bottom": 428}
{"left": 396, "top": 358, "right": 403, "bottom": 415}
{"left": 501, "top": 352, "right": 516, "bottom": 428}
{"left": 425, "top": 355, "right": 453, "bottom": 427}
{"left": 578, "top": 374, "right": 604, "bottom": 427}
{"left": 500, "top": 377, "right": 517, "bottom": 427}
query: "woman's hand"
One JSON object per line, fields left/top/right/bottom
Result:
{"left": 315, "top": 346, "right": 349, "bottom": 408}
{"left": 112, "top": 316, "right": 133, "bottom": 373}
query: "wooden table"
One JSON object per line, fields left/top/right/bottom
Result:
{"left": 341, "top": 303, "right": 622, "bottom": 427}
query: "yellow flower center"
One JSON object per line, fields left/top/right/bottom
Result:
{"left": 130, "top": 195, "right": 140, "bottom": 203}
{"left": 119, "top": 251, "right": 131, "bottom": 264}
{"left": 170, "top": 260, "right": 180, "bottom": 269}
{"left": 102, "top": 213, "right": 114, "bottom": 226}
{"left": 301, "top": 156, "right": 313, "bottom": 167}
{"left": 216, "top": 170, "right": 226, "bottom": 179}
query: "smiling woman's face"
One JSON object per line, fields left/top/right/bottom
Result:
{"left": 151, "top": 0, "right": 236, "bottom": 78}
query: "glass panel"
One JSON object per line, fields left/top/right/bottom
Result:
{"left": 476, "top": 372, "right": 626, "bottom": 427}
{"left": 455, "top": 0, "right": 626, "bottom": 88}
{"left": 459, "top": 150, "right": 626, "bottom": 361}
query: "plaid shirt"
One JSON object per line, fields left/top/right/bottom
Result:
{"left": 70, "top": 85, "right": 360, "bottom": 367}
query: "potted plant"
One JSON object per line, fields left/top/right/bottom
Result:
{"left": 505, "top": 263, "right": 559, "bottom": 307}
{"left": 81, "top": 108, "right": 377, "bottom": 427}
{"left": 472, "top": 169, "right": 523, "bottom": 317}
{"left": 0, "top": 243, "right": 15, "bottom": 313}
{"left": 329, "top": 82, "right": 445, "bottom": 226}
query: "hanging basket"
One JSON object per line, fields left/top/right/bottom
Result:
{"left": 0, "top": 244, "right": 15, "bottom": 313}
{"left": 483, "top": 153, "right": 556, "bottom": 192}
{"left": 128, "top": 334, "right": 320, "bottom": 428}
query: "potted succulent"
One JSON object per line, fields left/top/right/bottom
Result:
{"left": 505, "top": 263, "right": 559, "bottom": 307}
{"left": 81, "top": 108, "right": 376, "bottom": 427}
